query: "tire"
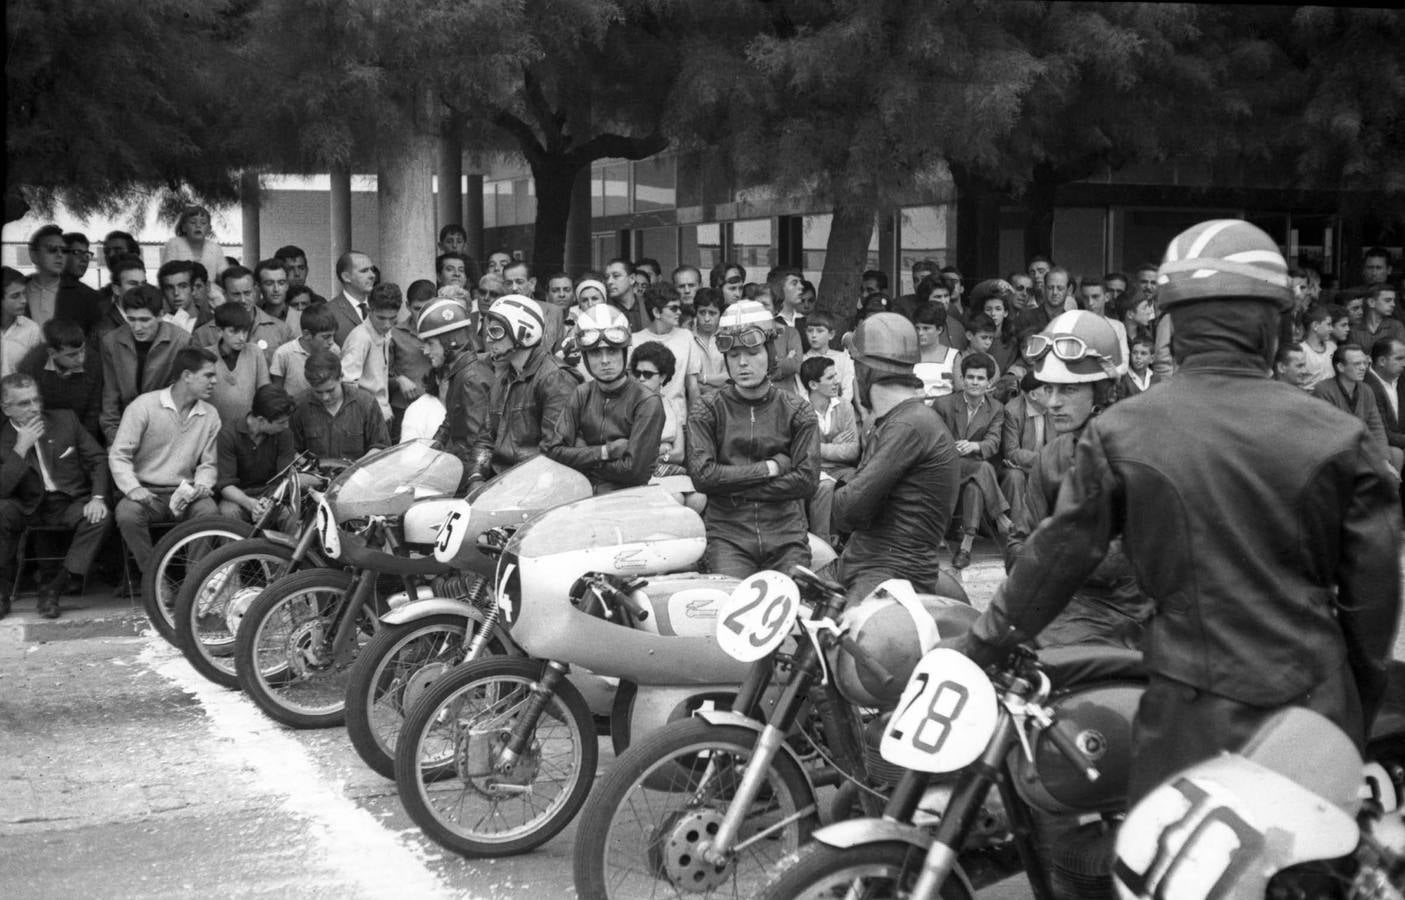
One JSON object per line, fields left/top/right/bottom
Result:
{"left": 235, "top": 568, "right": 363, "bottom": 728}
{"left": 572, "top": 718, "right": 817, "bottom": 900}
{"left": 394, "top": 657, "right": 597, "bottom": 858}
{"left": 345, "top": 614, "right": 508, "bottom": 779}
{"left": 173, "top": 539, "right": 298, "bottom": 689}
{"left": 142, "top": 516, "right": 255, "bottom": 644}
{"left": 759, "top": 841, "right": 973, "bottom": 900}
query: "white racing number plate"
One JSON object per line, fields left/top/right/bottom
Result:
{"left": 433, "top": 502, "right": 471, "bottom": 563}
{"left": 880, "top": 648, "right": 998, "bottom": 773}
{"left": 315, "top": 495, "right": 340, "bottom": 559}
{"left": 716, "top": 570, "right": 801, "bottom": 662}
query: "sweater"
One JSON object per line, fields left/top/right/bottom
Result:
{"left": 108, "top": 388, "right": 221, "bottom": 493}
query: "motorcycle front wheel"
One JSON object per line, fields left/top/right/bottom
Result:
{"left": 758, "top": 841, "right": 972, "bottom": 900}
{"left": 142, "top": 516, "right": 255, "bottom": 644}
{"left": 235, "top": 569, "right": 365, "bottom": 728}
{"left": 572, "top": 718, "right": 816, "bottom": 900}
{"left": 394, "top": 657, "right": 596, "bottom": 858}
{"left": 345, "top": 614, "right": 509, "bottom": 780}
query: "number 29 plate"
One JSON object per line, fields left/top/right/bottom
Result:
{"left": 716, "top": 571, "right": 801, "bottom": 662}
{"left": 880, "top": 648, "right": 998, "bottom": 773}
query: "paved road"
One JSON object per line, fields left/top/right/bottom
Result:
{"left": 1, "top": 556, "right": 1400, "bottom": 899}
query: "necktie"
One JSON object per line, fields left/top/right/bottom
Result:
{"left": 358, "top": 302, "right": 368, "bottom": 320}
{"left": 33, "top": 439, "right": 57, "bottom": 492}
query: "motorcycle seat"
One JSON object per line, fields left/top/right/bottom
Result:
{"left": 1037, "top": 644, "right": 1145, "bottom": 690}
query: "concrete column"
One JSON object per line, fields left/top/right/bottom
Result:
{"left": 377, "top": 126, "right": 437, "bottom": 288}
{"left": 239, "top": 171, "right": 260, "bottom": 267}
{"left": 464, "top": 174, "right": 485, "bottom": 270}
{"left": 436, "top": 132, "right": 463, "bottom": 235}
{"left": 329, "top": 166, "right": 352, "bottom": 287}
{"left": 877, "top": 207, "right": 899, "bottom": 287}
{"left": 563, "top": 167, "right": 592, "bottom": 276}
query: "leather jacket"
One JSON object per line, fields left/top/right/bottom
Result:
{"left": 540, "top": 378, "right": 664, "bottom": 489}
{"left": 434, "top": 349, "right": 494, "bottom": 473}
{"left": 833, "top": 398, "right": 958, "bottom": 591}
{"left": 973, "top": 353, "right": 1401, "bottom": 713}
{"left": 475, "top": 344, "right": 582, "bottom": 477}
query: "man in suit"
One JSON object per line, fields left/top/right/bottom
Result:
{"left": 327, "top": 251, "right": 377, "bottom": 345}
{"left": 1366, "top": 336, "right": 1405, "bottom": 461}
{"left": 0, "top": 374, "right": 111, "bottom": 618}
{"left": 998, "top": 371, "right": 1053, "bottom": 514}
{"left": 931, "top": 352, "right": 1012, "bottom": 567}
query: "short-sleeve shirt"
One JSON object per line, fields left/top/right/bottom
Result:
{"left": 270, "top": 338, "right": 340, "bottom": 399}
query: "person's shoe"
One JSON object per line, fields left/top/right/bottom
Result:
{"left": 951, "top": 547, "right": 972, "bottom": 569}
{"left": 38, "top": 589, "right": 61, "bottom": 619}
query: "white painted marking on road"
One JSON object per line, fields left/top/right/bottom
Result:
{"left": 139, "top": 638, "right": 459, "bottom": 900}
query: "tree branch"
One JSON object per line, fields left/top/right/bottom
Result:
{"left": 522, "top": 66, "right": 564, "bottom": 154}
{"left": 492, "top": 109, "right": 547, "bottom": 167}
{"left": 565, "top": 131, "right": 669, "bottom": 167}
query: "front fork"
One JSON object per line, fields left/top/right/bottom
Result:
{"left": 328, "top": 568, "right": 375, "bottom": 664}
{"left": 496, "top": 660, "right": 568, "bottom": 768}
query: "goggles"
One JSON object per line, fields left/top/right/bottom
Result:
{"left": 715, "top": 328, "right": 769, "bottom": 353}
{"left": 1022, "top": 332, "right": 1112, "bottom": 364}
{"left": 577, "top": 326, "right": 631, "bottom": 349}
{"left": 483, "top": 321, "right": 508, "bottom": 341}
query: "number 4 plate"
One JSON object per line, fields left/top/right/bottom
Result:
{"left": 716, "top": 571, "right": 801, "bottom": 662}
{"left": 880, "top": 648, "right": 998, "bottom": 774}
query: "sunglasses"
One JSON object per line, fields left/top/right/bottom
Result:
{"left": 577, "top": 326, "right": 631, "bottom": 349}
{"left": 1022, "top": 333, "right": 1111, "bottom": 364}
{"left": 632, "top": 368, "right": 661, "bottom": 379}
{"left": 714, "top": 329, "right": 769, "bottom": 353}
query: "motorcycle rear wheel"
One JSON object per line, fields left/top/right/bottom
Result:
{"left": 235, "top": 568, "right": 364, "bottom": 728}
{"left": 345, "top": 614, "right": 509, "bottom": 779}
{"left": 759, "top": 840, "right": 973, "bottom": 900}
{"left": 572, "top": 718, "right": 816, "bottom": 900}
{"left": 142, "top": 516, "right": 255, "bottom": 644}
{"left": 394, "top": 657, "right": 596, "bottom": 858}
{"left": 173, "top": 539, "right": 297, "bottom": 689}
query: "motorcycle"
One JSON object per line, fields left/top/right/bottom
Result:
{"left": 234, "top": 440, "right": 464, "bottom": 728}
{"left": 1114, "top": 706, "right": 1403, "bottom": 900}
{"left": 344, "top": 455, "right": 595, "bottom": 779}
{"left": 572, "top": 567, "right": 977, "bottom": 900}
{"left": 392, "top": 484, "right": 841, "bottom": 859}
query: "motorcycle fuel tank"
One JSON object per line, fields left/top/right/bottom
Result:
{"left": 628, "top": 573, "right": 742, "bottom": 638}
{"left": 1010, "top": 681, "right": 1144, "bottom": 816}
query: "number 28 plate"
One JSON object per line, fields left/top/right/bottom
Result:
{"left": 716, "top": 571, "right": 801, "bottom": 662}
{"left": 880, "top": 648, "right": 998, "bottom": 773}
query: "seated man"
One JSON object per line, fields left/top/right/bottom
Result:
{"left": 688, "top": 300, "right": 819, "bottom": 578}
{"left": 216, "top": 384, "right": 296, "bottom": 521}
{"left": 998, "top": 371, "right": 1052, "bottom": 511}
{"left": 288, "top": 350, "right": 389, "bottom": 462}
{"left": 931, "top": 351, "right": 1012, "bottom": 568}
{"left": 99, "top": 284, "right": 191, "bottom": 443}
{"left": 17, "top": 319, "right": 104, "bottom": 443}
{"left": 541, "top": 305, "right": 664, "bottom": 492}
{"left": 799, "top": 356, "right": 859, "bottom": 545}
{"left": 108, "top": 348, "right": 222, "bottom": 575}
{"left": 0, "top": 374, "right": 111, "bottom": 619}
{"left": 1314, "top": 342, "right": 1404, "bottom": 474}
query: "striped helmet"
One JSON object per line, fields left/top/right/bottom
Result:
{"left": 1157, "top": 219, "right": 1292, "bottom": 311}
{"left": 485, "top": 294, "right": 545, "bottom": 348}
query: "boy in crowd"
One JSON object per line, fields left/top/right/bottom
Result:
{"left": 800, "top": 356, "right": 859, "bottom": 545}
{"left": 932, "top": 352, "right": 1012, "bottom": 568}
{"left": 1299, "top": 305, "right": 1338, "bottom": 391}
{"left": 100, "top": 284, "right": 191, "bottom": 443}
{"left": 289, "top": 351, "right": 389, "bottom": 461}
{"left": 17, "top": 319, "right": 104, "bottom": 442}
{"left": 207, "top": 303, "right": 271, "bottom": 427}
{"left": 270, "top": 303, "right": 340, "bottom": 399}
{"left": 215, "top": 384, "right": 296, "bottom": 521}
{"left": 689, "top": 287, "right": 728, "bottom": 397}
{"left": 1120, "top": 336, "right": 1163, "bottom": 396}
{"left": 341, "top": 282, "right": 400, "bottom": 426}
{"left": 801, "top": 313, "right": 854, "bottom": 404}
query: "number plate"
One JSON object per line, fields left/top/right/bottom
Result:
{"left": 315, "top": 495, "right": 340, "bottom": 559}
{"left": 433, "top": 501, "right": 472, "bottom": 563}
{"left": 716, "top": 571, "right": 801, "bottom": 662}
{"left": 880, "top": 648, "right": 998, "bottom": 773}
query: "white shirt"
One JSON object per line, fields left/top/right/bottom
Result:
{"left": 341, "top": 320, "right": 392, "bottom": 420}
{"left": 1373, "top": 368, "right": 1401, "bottom": 421}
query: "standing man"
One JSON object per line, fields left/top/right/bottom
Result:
{"left": 485, "top": 250, "right": 513, "bottom": 278}
{"left": 1014, "top": 267, "right": 1071, "bottom": 339}
{"left": 274, "top": 245, "right": 326, "bottom": 305}
{"left": 1365, "top": 337, "right": 1405, "bottom": 461}
{"left": 99, "top": 285, "right": 191, "bottom": 444}
{"left": 831, "top": 314, "right": 961, "bottom": 600}
{"left": 947, "top": 220, "right": 1400, "bottom": 803}
{"left": 108, "top": 348, "right": 222, "bottom": 576}
{"left": 192, "top": 267, "right": 292, "bottom": 366}
{"left": 437, "top": 253, "right": 470, "bottom": 292}
{"left": 604, "top": 258, "right": 647, "bottom": 333}
{"left": 327, "top": 251, "right": 377, "bottom": 346}
{"left": 62, "top": 233, "right": 92, "bottom": 281}
{"left": 255, "top": 258, "right": 292, "bottom": 323}
{"left": 671, "top": 266, "right": 702, "bottom": 313}
{"left": 157, "top": 260, "right": 202, "bottom": 332}
{"left": 25, "top": 225, "right": 102, "bottom": 332}
{"left": 0, "top": 374, "right": 111, "bottom": 619}
{"left": 688, "top": 300, "right": 820, "bottom": 578}
{"left": 417, "top": 297, "right": 494, "bottom": 476}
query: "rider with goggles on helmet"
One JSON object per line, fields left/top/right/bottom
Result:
{"left": 947, "top": 220, "right": 1399, "bottom": 804}
{"left": 687, "top": 299, "right": 820, "bottom": 579}
{"left": 467, "top": 294, "right": 581, "bottom": 484}
{"left": 417, "top": 294, "right": 495, "bottom": 474}
{"left": 1002, "top": 310, "right": 1151, "bottom": 651}
{"left": 541, "top": 304, "right": 664, "bottom": 492}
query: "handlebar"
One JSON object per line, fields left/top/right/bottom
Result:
{"left": 836, "top": 633, "right": 896, "bottom": 693}
{"left": 789, "top": 565, "right": 845, "bottom": 599}
{"left": 1043, "top": 718, "right": 1100, "bottom": 783}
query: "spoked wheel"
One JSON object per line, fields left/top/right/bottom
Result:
{"left": 572, "top": 718, "right": 817, "bottom": 900}
{"left": 758, "top": 841, "right": 972, "bottom": 900}
{"left": 394, "top": 657, "right": 596, "bottom": 858}
{"left": 235, "top": 569, "right": 365, "bottom": 728}
{"left": 173, "top": 539, "right": 297, "bottom": 689}
{"left": 345, "top": 614, "right": 509, "bottom": 779}
{"left": 142, "top": 516, "right": 255, "bottom": 644}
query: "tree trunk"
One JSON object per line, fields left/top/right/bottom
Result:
{"left": 952, "top": 165, "right": 1003, "bottom": 283}
{"left": 529, "top": 159, "right": 584, "bottom": 277}
{"left": 1022, "top": 166, "right": 1059, "bottom": 265}
{"left": 816, "top": 202, "right": 876, "bottom": 337}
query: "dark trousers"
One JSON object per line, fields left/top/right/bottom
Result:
{"left": 115, "top": 488, "right": 219, "bottom": 574}
{"left": 704, "top": 535, "right": 810, "bottom": 580}
{"left": 0, "top": 494, "right": 112, "bottom": 579}
{"left": 957, "top": 458, "right": 1008, "bottom": 533}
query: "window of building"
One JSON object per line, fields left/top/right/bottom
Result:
{"left": 695, "top": 224, "right": 722, "bottom": 274}
{"left": 899, "top": 205, "right": 951, "bottom": 294}
{"left": 732, "top": 219, "right": 774, "bottom": 280}
{"left": 602, "top": 163, "right": 629, "bottom": 217}
{"left": 483, "top": 181, "right": 498, "bottom": 229}
{"left": 633, "top": 156, "right": 677, "bottom": 212}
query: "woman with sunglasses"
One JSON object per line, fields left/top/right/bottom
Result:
{"left": 541, "top": 305, "right": 663, "bottom": 493}
{"left": 687, "top": 299, "right": 821, "bottom": 579}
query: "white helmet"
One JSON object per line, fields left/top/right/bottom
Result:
{"left": 1024, "top": 310, "right": 1127, "bottom": 383}
{"left": 485, "top": 294, "right": 545, "bottom": 349}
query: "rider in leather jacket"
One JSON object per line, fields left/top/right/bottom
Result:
{"left": 416, "top": 296, "right": 493, "bottom": 478}
{"left": 950, "top": 220, "right": 1401, "bottom": 802}
{"left": 688, "top": 300, "right": 820, "bottom": 579}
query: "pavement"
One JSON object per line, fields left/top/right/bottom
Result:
{"left": 1, "top": 538, "right": 1399, "bottom": 899}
